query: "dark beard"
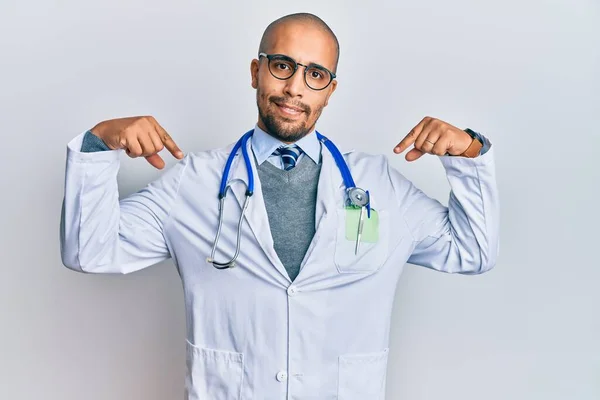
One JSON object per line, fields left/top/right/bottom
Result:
{"left": 257, "top": 94, "right": 322, "bottom": 142}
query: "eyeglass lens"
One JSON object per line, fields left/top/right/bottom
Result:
{"left": 268, "top": 56, "right": 332, "bottom": 90}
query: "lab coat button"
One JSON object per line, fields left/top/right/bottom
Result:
{"left": 276, "top": 370, "right": 288, "bottom": 382}
{"left": 287, "top": 286, "right": 297, "bottom": 296}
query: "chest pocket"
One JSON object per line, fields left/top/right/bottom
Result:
{"left": 334, "top": 208, "right": 389, "bottom": 274}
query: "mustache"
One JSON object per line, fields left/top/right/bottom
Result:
{"left": 269, "top": 96, "right": 311, "bottom": 114}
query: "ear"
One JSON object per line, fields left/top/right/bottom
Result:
{"left": 250, "top": 59, "right": 259, "bottom": 89}
{"left": 323, "top": 80, "right": 337, "bottom": 107}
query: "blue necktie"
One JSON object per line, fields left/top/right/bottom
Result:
{"left": 273, "top": 145, "right": 303, "bottom": 171}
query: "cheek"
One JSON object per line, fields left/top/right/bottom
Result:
{"left": 307, "top": 99, "right": 327, "bottom": 118}
{"left": 257, "top": 71, "right": 281, "bottom": 97}
{"left": 257, "top": 83, "right": 276, "bottom": 104}
{"left": 256, "top": 86, "right": 270, "bottom": 107}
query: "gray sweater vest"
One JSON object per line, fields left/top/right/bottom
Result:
{"left": 256, "top": 156, "right": 321, "bottom": 281}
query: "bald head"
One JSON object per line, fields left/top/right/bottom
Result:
{"left": 258, "top": 13, "right": 340, "bottom": 73}
{"left": 251, "top": 13, "right": 339, "bottom": 143}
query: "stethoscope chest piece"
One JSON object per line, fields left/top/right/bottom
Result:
{"left": 348, "top": 187, "right": 369, "bottom": 207}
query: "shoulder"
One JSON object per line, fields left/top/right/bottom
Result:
{"left": 183, "top": 142, "right": 237, "bottom": 167}
{"left": 342, "top": 149, "right": 389, "bottom": 171}
{"left": 165, "top": 142, "right": 238, "bottom": 185}
{"left": 342, "top": 149, "right": 393, "bottom": 186}
{"left": 187, "top": 141, "right": 235, "bottom": 160}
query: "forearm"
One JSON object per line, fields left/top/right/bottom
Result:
{"left": 61, "top": 132, "right": 124, "bottom": 272}
{"left": 60, "top": 132, "right": 184, "bottom": 274}
{"left": 401, "top": 145, "right": 500, "bottom": 274}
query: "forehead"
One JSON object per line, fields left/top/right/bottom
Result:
{"left": 267, "top": 22, "right": 336, "bottom": 70}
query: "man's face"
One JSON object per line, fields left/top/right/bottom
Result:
{"left": 251, "top": 22, "right": 338, "bottom": 143}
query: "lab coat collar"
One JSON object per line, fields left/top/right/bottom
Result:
{"left": 251, "top": 124, "right": 322, "bottom": 166}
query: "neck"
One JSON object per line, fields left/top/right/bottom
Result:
{"left": 256, "top": 120, "right": 292, "bottom": 144}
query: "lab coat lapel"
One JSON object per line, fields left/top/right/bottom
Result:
{"left": 314, "top": 143, "right": 343, "bottom": 232}
{"left": 295, "top": 143, "right": 345, "bottom": 279}
{"left": 228, "top": 137, "right": 292, "bottom": 283}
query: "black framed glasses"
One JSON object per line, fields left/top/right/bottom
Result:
{"left": 258, "top": 52, "right": 336, "bottom": 91}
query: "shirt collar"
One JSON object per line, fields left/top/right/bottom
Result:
{"left": 251, "top": 123, "right": 322, "bottom": 166}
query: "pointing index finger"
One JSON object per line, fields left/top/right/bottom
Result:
{"left": 394, "top": 119, "right": 427, "bottom": 154}
{"left": 151, "top": 118, "right": 184, "bottom": 159}
{"left": 394, "top": 131, "right": 417, "bottom": 154}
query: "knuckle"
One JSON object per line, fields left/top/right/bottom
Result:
{"left": 131, "top": 117, "right": 144, "bottom": 127}
{"left": 136, "top": 117, "right": 151, "bottom": 130}
{"left": 129, "top": 146, "right": 142, "bottom": 156}
{"left": 148, "top": 115, "right": 159, "bottom": 126}
{"left": 143, "top": 142, "right": 156, "bottom": 155}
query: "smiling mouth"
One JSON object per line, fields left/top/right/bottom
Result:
{"left": 275, "top": 102, "right": 304, "bottom": 116}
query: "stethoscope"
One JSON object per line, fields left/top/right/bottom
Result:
{"left": 207, "top": 129, "right": 371, "bottom": 269}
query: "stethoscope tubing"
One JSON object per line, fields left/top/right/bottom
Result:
{"left": 209, "top": 129, "right": 368, "bottom": 269}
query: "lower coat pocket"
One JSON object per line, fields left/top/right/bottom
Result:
{"left": 338, "top": 348, "right": 389, "bottom": 400}
{"left": 185, "top": 340, "right": 244, "bottom": 400}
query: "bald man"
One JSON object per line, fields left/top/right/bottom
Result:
{"left": 60, "top": 12, "right": 499, "bottom": 400}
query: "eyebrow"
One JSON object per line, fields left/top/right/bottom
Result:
{"left": 306, "top": 62, "right": 329, "bottom": 70}
{"left": 273, "top": 54, "right": 331, "bottom": 71}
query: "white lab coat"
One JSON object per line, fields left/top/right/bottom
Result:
{"left": 60, "top": 130, "right": 499, "bottom": 400}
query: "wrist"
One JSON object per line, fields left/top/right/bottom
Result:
{"left": 459, "top": 128, "right": 484, "bottom": 158}
{"left": 89, "top": 121, "right": 113, "bottom": 148}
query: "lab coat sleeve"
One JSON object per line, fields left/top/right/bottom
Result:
{"left": 60, "top": 132, "right": 189, "bottom": 274}
{"left": 388, "top": 145, "right": 499, "bottom": 274}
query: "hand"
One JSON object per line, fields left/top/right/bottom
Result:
{"left": 393, "top": 116, "right": 473, "bottom": 162}
{"left": 90, "top": 116, "right": 184, "bottom": 169}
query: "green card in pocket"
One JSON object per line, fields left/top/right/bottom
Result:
{"left": 344, "top": 207, "right": 379, "bottom": 243}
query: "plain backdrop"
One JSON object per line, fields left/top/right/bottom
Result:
{"left": 1, "top": 0, "right": 598, "bottom": 399}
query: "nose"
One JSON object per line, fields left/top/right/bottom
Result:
{"left": 283, "top": 67, "right": 305, "bottom": 98}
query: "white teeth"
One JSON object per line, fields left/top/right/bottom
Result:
{"left": 281, "top": 106, "right": 300, "bottom": 114}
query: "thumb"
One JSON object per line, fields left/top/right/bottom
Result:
{"left": 145, "top": 153, "right": 166, "bottom": 169}
{"left": 405, "top": 148, "right": 425, "bottom": 162}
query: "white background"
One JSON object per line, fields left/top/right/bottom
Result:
{"left": 1, "top": 0, "right": 598, "bottom": 399}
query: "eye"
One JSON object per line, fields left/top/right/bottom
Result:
{"left": 307, "top": 67, "right": 327, "bottom": 81}
{"left": 310, "top": 70, "right": 324, "bottom": 80}
{"left": 274, "top": 61, "right": 291, "bottom": 71}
